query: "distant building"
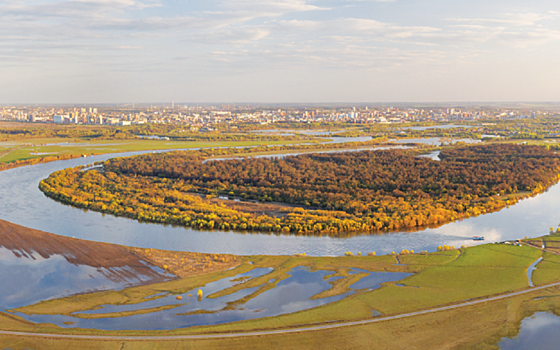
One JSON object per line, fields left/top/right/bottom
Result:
{"left": 53, "top": 115, "right": 68, "bottom": 123}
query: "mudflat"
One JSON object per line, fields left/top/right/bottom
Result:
{"left": 0, "top": 219, "right": 170, "bottom": 284}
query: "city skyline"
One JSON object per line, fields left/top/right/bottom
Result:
{"left": 2, "top": 0, "right": 560, "bottom": 103}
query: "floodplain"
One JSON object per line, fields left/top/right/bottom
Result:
{"left": 2, "top": 120, "right": 560, "bottom": 348}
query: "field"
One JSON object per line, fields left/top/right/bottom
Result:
{"left": 2, "top": 125, "right": 560, "bottom": 349}
{"left": 0, "top": 137, "right": 324, "bottom": 164}
{"left": 0, "top": 239, "right": 560, "bottom": 349}
{"left": 3, "top": 287, "right": 560, "bottom": 349}
{"left": 4, "top": 239, "right": 559, "bottom": 341}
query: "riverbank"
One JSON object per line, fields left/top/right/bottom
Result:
{"left": 3, "top": 214, "right": 560, "bottom": 348}
{"left": 2, "top": 218, "right": 560, "bottom": 340}
{"left": 0, "top": 219, "right": 240, "bottom": 286}
{"left": 40, "top": 144, "right": 560, "bottom": 237}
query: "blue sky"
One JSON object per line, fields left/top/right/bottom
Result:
{"left": 1, "top": 0, "right": 560, "bottom": 103}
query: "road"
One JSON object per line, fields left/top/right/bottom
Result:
{"left": 1, "top": 280, "right": 560, "bottom": 341}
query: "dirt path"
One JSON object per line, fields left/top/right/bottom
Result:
{"left": 2, "top": 280, "right": 559, "bottom": 341}
{"left": 521, "top": 241, "right": 559, "bottom": 255}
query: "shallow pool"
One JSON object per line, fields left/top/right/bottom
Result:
{"left": 499, "top": 312, "right": 560, "bottom": 349}
{"left": 13, "top": 266, "right": 411, "bottom": 330}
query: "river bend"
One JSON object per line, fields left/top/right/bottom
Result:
{"left": 0, "top": 150, "right": 558, "bottom": 256}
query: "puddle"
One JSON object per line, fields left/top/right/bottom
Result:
{"left": 347, "top": 268, "right": 411, "bottom": 291}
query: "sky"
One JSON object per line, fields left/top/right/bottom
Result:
{"left": 1, "top": 0, "right": 560, "bottom": 104}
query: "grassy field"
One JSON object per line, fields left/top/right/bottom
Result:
{"left": 11, "top": 242, "right": 560, "bottom": 339}
{"left": 2, "top": 290, "right": 559, "bottom": 350}
{"left": 2, "top": 261, "right": 560, "bottom": 349}
{"left": 0, "top": 131, "right": 545, "bottom": 167}
{"left": 1, "top": 131, "right": 559, "bottom": 348}
{"left": 0, "top": 138, "right": 325, "bottom": 164}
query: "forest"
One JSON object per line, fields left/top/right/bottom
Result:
{"left": 40, "top": 144, "right": 560, "bottom": 236}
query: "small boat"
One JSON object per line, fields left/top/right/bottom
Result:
{"left": 472, "top": 236, "right": 485, "bottom": 241}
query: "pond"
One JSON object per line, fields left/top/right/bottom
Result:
{"left": 391, "top": 137, "right": 480, "bottom": 145}
{"left": 498, "top": 312, "right": 560, "bottom": 349}
{"left": 416, "top": 150, "right": 441, "bottom": 161}
{"left": 0, "top": 148, "right": 559, "bottom": 257}
{"left": 11, "top": 266, "right": 411, "bottom": 330}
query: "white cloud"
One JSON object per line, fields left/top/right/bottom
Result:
{"left": 220, "top": 0, "right": 323, "bottom": 14}
{"left": 189, "top": 26, "right": 270, "bottom": 44}
{"left": 276, "top": 18, "right": 440, "bottom": 40}
{"left": 2, "top": 1, "right": 560, "bottom": 102}
{"left": 451, "top": 12, "right": 558, "bottom": 26}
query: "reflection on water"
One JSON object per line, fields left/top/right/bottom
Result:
{"left": 0, "top": 247, "right": 170, "bottom": 309}
{"left": 526, "top": 257, "right": 543, "bottom": 287}
{"left": 0, "top": 147, "right": 560, "bottom": 256}
{"left": 206, "top": 145, "right": 411, "bottom": 163}
{"left": 499, "top": 312, "right": 560, "bottom": 349}
{"left": 347, "top": 268, "right": 408, "bottom": 290}
{"left": 14, "top": 266, "right": 411, "bottom": 330}
{"left": 401, "top": 125, "right": 474, "bottom": 131}
{"left": 417, "top": 150, "right": 441, "bottom": 161}
{"left": 248, "top": 129, "right": 348, "bottom": 136}
{"left": 392, "top": 137, "right": 480, "bottom": 145}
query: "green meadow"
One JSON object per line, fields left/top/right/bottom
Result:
{"left": 10, "top": 242, "right": 559, "bottom": 337}
{"left": 0, "top": 138, "right": 322, "bottom": 164}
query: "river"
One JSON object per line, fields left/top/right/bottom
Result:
{"left": 0, "top": 148, "right": 558, "bottom": 256}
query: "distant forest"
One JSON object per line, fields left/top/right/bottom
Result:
{"left": 40, "top": 144, "right": 560, "bottom": 236}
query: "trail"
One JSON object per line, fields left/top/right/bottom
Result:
{"left": 2, "top": 280, "right": 560, "bottom": 341}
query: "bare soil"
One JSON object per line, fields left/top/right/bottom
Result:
{"left": 0, "top": 219, "right": 239, "bottom": 283}
{"left": 0, "top": 219, "right": 173, "bottom": 285}
{"left": 129, "top": 247, "right": 240, "bottom": 278}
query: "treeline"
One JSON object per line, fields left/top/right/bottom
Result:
{"left": 0, "top": 153, "right": 94, "bottom": 172}
{"left": 40, "top": 169, "right": 383, "bottom": 236}
{"left": 0, "top": 124, "right": 311, "bottom": 142}
{"left": 39, "top": 144, "right": 560, "bottom": 236}
{"left": 0, "top": 125, "right": 137, "bottom": 141}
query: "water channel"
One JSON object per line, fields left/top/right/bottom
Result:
{"left": 0, "top": 145, "right": 558, "bottom": 256}
{"left": 11, "top": 267, "right": 410, "bottom": 330}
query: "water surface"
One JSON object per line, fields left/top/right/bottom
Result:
{"left": 417, "top": 150, "right": 441, "bottom": 161}
{"left": 526, "top": 257, "right": 543, "bottom": 287}
{"left": 499, "top": 312, "right": 560, "bottom": 349}
{"left": 402, "top": 125, "right": 474, "bottom": 131}
{"left": 392, "top": 137, "right": 480, "bottom": 145}
{"left": 0, "top": 148, "right": 559, "bottom": 256}
{"left": 14, "top": 266, "right": 410, "bottom": 330}
{"left": 0, "top": 247, "right": 170, "bottom": 309}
